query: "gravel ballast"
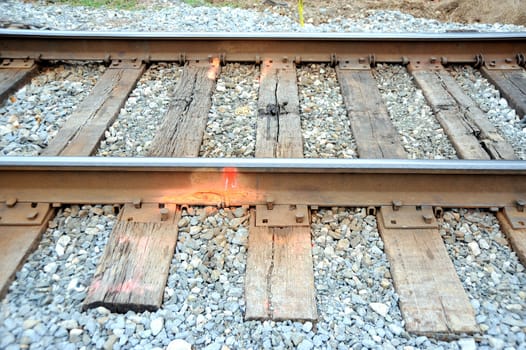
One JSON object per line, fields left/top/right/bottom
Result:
{"left": 0, "top": 63, "right": 102, "bottom": 156}
{"left": 1, "top": 1, "right": 526, "bottom": 349}
{"left": 2, "top": 207, "right": 525, "bottom": 349}
{"left": 1, "top": 0, "right": 525, "bottom": 32}
{"left": 374, "top": 64, "right": 458, "bottom": 160}
{"left": 450, "top": 65, "right": 526, "bottom": 160}
{"left": 298, "top": 64, "right": 357, "bottom": 158}
{"left": 200, "top": 63, "right": 259, "bottom": 158}
{"left": 97, "top": 63, "right": 182, "bottom": 157}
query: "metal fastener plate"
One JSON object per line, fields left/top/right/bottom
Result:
{"left": 0, "top": 202, "right": 50, "bottom": 226}
{"left": 502, "top": 206, "right": 526, "bottom": 230}
{"left": 255, "top": 204, "right": 310, "bottom": 227}
{"left": 380, "top": 205, "right": 438, "bottom": 229}
{"left": 120, "top": 203, "right": 177, "bottom": 223}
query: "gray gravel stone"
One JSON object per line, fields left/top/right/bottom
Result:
{"left": 298, "top": 64, "right": 357, "bottom": 158}
{"left": 440, "top": 209, "right": 526, "bottom": 349}
{"left": 200, "top": 64, "right": 258, "bottom": 158}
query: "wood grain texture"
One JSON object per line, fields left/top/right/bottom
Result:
{"left": 42, "top": 65, "right": 144, "bottom": 156}
{"left": 247, "top": 67, "right": 315, "bottom": 320}
{"left": 0, "top": 207, "right": 54, "bottom": 299}
{"left": 244, "top": 210, "right": 273, "bottom": 320}
{"left": 436, "top": 71, "right": 517, "bottom": 160}
{"left": 481, "top": 67, "right": 526, "bottom": 120}
{"left": 336, "top": 68, "right": 406, "bottom": 159}
{"left": 255, "top": 61, "right": 303, "bottom": 158}
{"left": 412, "top": 68, "right": 516, "bottom": 160}
{"left": 245, "top": 211, "right": 317, "bottom": 321}
{"left": 378, "top": 208, "right": 478, "bottom": 334}
{"left": 271, "top": 225, "right": 317, "bottom": 321}
{"left": 148, "top": 62, "right": 219, "bottom": 157}
{"left": 83, "top": 207, "right": 179, "bottom": 312}
{"left": 0, "top": 65, "right": 37, "bottom": 104}
{"left": 497, "top": 211, "right": 526, "bottom": 267}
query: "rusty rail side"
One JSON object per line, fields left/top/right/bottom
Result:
{"left": 0, "top": 30, "right": 525, "bottom": 65}
{"left": 0, "top": 158, "right": 524, "bottom": 208}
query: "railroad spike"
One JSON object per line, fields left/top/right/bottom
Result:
{"left": 517, "top": 199, "right": 525, "bottom": 212}
{"left": 295, "top": 211, "right": 305, "bottom": 223}
{"left": 5, "top": 197, "right": 17, "bottom": 208}
{"left": 423, "top": 214, "right": 434, "bottom": 224}
{"left": 133, "top": 198, "right": 142, "bottom": 209}
{"left": 266, "top": 196, "right": 274, "bottom": 210}
{"left": 160, "top": 208, "right": 169, "bottom": 221}
{"left": 26, "top": 211, "right": 38, "bottom": 220}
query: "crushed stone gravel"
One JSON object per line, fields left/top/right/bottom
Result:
{"left": 0, "top": 1, "right": 525, "bottom": 349}
{"left": 0, "top": 63, "right": 102, "bottom": 156}
{"left": 96, "top": 63, "right": 182, "bottom": 157}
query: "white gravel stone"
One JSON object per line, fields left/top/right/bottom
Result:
{"left": 468, "top": 241, "right": 481, "bottom": 256}
{"left": 369, "top": 302, "right": 389, "bottom": 318}
{"left": 150, "top": 317, "right": 164, "bottom": 336}
{"left": 479, "top": 238, "right": 490, "bottom": 250}
{"left": 167, "top": 339, "right": 193, "bottom": 350}
{"left": 458, "top": 338, "right": 477, "bottom": 350}
{"left": 69, "top": 328, "right": 83, "bottom": 343}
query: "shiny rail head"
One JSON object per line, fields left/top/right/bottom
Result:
{"left": 1, "top": 29, "right": 526, "bottom": 40}
{"left": 0, "top": 157, "right": 525, "bottom": 174}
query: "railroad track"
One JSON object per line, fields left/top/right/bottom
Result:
{"left": 0, "top": 30, "right": 526, "bottom": 346}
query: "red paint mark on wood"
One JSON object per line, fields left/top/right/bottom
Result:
{"left": 224, "top": 167, "right": 238, "bottom": 190}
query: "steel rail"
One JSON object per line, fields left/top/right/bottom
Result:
{"left": 1, "top": 157, "right": 526, "bottom": 173}
{"left": 1, "top": 30, "right": 525, "bottom": 64}
{"left": 0, "top": 158, "right": 525, "bottom": 208}
{"left": 2, "top": 30, "right": 526, "bottom": 40}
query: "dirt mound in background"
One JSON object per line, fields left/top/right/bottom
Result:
{"left": 210, "top": 0, "right": 526, "bottom": 27}
{"left": 436, "top": 0, "right": 526, "bottom": 26}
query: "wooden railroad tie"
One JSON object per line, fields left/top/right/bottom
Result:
{"left": 481, "top": 65, "right": 526, "bottom": 121}
{"left": 377, "top": 205, "right": 478, "bottom": 334}
{"left": 497, "top": 204, "right": 526, "bottom": 266}
{"left": 246, "top": 59, "right": 317, "bottom": 321}
{"left": 0, "top": 58, "right": 38, "bottom": 105}
{"left": 245, "top": 206, "right": 317, "bottom": 321}
{"left": 83, "top": 203, "right": 180, "bottom": 312}
{"left": 0, "top": 201, "right": 54, "bottom": 299}
{"left": 42, "top": 60, "right": 145, "bottom": 156}
{"left": 148, "top": 59, "right": 220, "bottom": 157}
{"left": 409, "top": 63, "right": 517, "bottom": 160}
{"left": 336, "top": 61, "right": 406, "bottom": 159}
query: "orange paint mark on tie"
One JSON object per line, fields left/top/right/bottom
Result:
{"left": 223, "top": 167, "right": 238, "bottom": 190}
{"left": 207, "top": 57, "right": 220, "bottom": 80}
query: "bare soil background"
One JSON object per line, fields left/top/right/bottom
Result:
{"left": 207, "top": 0, "right": 526, "bottom": 26}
